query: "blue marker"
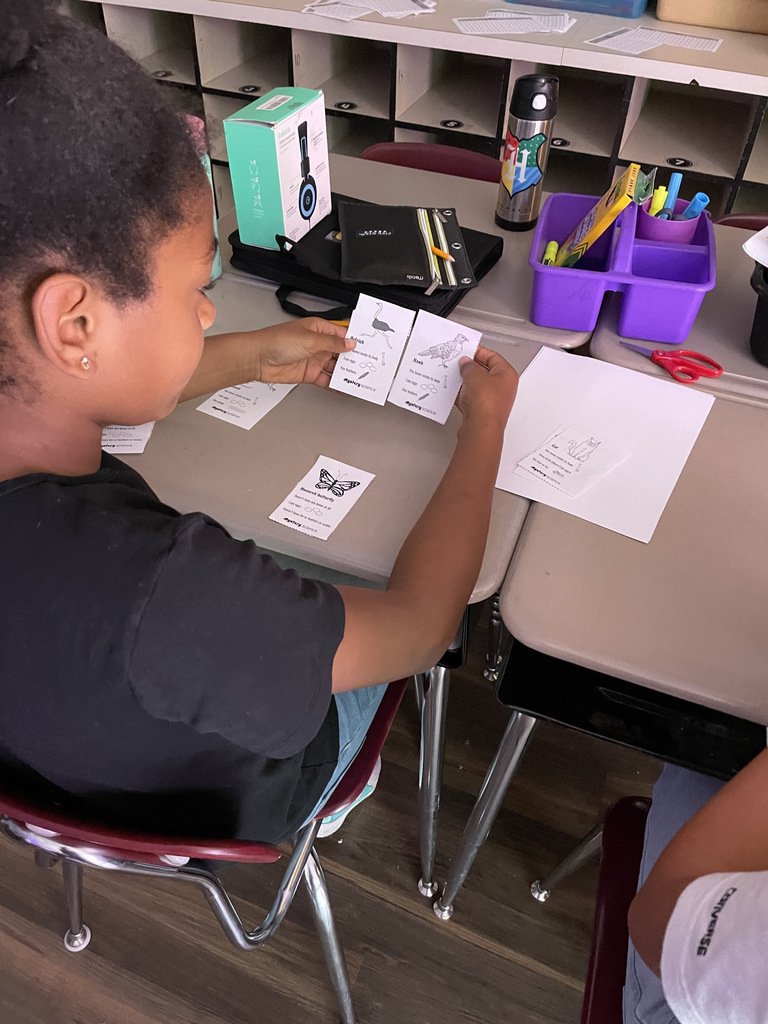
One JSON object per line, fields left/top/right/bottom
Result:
{"left": 658, "top": 172, "right": 683, "bottom": 220}
{"left": 674, "top": 192, "right": 710, "bottom": 221}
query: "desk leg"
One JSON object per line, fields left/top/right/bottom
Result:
{"left": 415, "top": 666, "right": 450, "bottom": 898}
{"left": 434, "top": 711, "right": 537, "bottom": 920}
{"left": 484, "top": 591, "right": 511, "bottom": 683}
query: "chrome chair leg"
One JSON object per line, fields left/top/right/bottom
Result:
{"left": 484, "top": 591, "right": 511, "bottom": 683}
{"left": 303, "top": 847, "right": 357, "bottom": 1024}
{"left": 34, "top": 849, "right": 59, "bottom": 869}
{"left": 530, "top": 822, "right": 604, "bottom": 903}
{"left": 417, "top": 665, "right": 451, "bottom": 898}
{"left": 434, "top": 711, "right": 538, "bottom": 920}
{"left": 61, "top": 859, "right": 91, "bottom": 951}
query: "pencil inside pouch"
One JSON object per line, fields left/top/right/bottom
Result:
{"left": 338, "top": 202, "right": 433, "bottom": 288}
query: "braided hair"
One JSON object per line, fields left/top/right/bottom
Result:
{"left": 0, "top": 0, "right": 206, "bottom": 388}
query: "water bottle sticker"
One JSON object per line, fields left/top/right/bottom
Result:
{"left": 500, "top": 130, "right": 546, "bottom": 197}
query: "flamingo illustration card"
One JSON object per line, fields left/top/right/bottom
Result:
{"left": 387, "top": 310, "right": 481, "bottom": 424}
{"left": 269, "top": 455, "right": 376, "bottom": 540}
{"left": 330, "top": 294, "right": 415, "bottom": 406}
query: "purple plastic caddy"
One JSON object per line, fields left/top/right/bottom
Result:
{"left": 529, "top": 193, "right": 716, "bottom": 344}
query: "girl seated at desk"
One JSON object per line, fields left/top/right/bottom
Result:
{"left": 0, "top": 1, "right": 518, "bottom": 844}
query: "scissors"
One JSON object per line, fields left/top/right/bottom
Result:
{"left": 619, "top": 342, "right": 723, "bottom": 384}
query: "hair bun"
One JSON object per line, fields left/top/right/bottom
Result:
{"left": 0, "top": 1, "right": 56, "bottom": 74}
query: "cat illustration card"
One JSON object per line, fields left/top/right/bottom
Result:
{"left": 513, "top": 422, "right": 628, "bottom": 499}
{"left": 330, "top": 294, "right": 415, "bottom": 406}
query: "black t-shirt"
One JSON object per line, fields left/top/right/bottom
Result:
{"left": 0, "top": 454, "right": 344, "bottom": 844}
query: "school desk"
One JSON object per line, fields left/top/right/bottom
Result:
{"left": 591, "top": 220, "right": 768, "bottom": 406}
{"left": 120, "top": 154, "right": 588, "bottom": 900}
{"left": 432, "top": 392, "right": 768, "bottom": 920}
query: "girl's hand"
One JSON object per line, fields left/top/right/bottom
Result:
{"left": 455, "top": 346, "right": 519, "bottom": 434}
{"left": 254, "top": 318, "right": 355, "bottom": 387}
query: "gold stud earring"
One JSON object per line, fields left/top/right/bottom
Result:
{"left": 81, "top": 356, "right": 90, "bottom": 370}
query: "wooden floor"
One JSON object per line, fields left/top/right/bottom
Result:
{"left": 0, "top": 614, "right": 661, "bottom": 1024}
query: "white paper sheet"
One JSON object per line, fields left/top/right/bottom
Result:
{"left": 387, "top": 310, "right": 481, "bottom": 424}
{"left": 197, "top": 381, "right": 296, "bottom": 430}
{"left": 496, "top": 348, "right": 715, "bottom": 543}
{"left": 269, "top": 456, "right": 375, "bottom": 540}
{"left": 330, "top": 295, "right": 416, "bottom": 405}
{"left": 743, "top": 225, "right": 768, "bottom": 269}
{"left": 101, "top": 422, "right": 155, "bottom": 454}
{"left": 586, "top": 27, "right": 721, "bottom": 55}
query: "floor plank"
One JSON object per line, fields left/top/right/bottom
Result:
{"left": 0, "top": 611, "right": 661, "bottom": 1023}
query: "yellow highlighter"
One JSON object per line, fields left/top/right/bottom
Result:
{"left": 649, "top": 187, "right": 668, "bottom": 218}
{"left": 542, "top": 241, "right": 559, "bottom": 265}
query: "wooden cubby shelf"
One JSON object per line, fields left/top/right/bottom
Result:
{"left": 69, "top": 0, "right": 768, "bottom": 215}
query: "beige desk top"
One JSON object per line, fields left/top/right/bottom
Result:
{"left": 500, "top": 395, "right": 768, "bottom": 725}
{"left": 121, "top": 158, "right": 580, "bottom": 600}
{"left": 591, "top": 221, "right": 768, "bottom": 408}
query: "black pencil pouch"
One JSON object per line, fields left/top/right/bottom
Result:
{"left": 228, "top": 192, "right": 501, "bottom": 321}
{"left": 339, "top": 201, "right": 476, "bottom": 291}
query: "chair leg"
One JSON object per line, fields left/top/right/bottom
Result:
{"left": 530, "top": 822, "right": 604, "bottom": 902}
{"left": 303, "top": 848, "right": 357, "bottom": 1024}
{"left": 434, "top": 711, "right": 538, "bottom": 920}
{"left": 484, "top": 591, "right": 511, "bottom": 683}
{"left": 416, "top": 665, "right": 451, "bottom": 898}
{"left": 61, "top": 859, "right": 91, "bottom": 952}
{"left": 34, "top": 849, "right": 59, "bottom": 869}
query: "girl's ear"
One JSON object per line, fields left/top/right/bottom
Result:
{"left": 31, "top": 273, "right": 98, "bottom": 377}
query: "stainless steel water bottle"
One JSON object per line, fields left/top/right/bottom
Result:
{"left": 495, "top": 74, "right": 559, "bottom": 232}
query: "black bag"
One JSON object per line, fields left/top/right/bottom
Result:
{"left": 228, "top": 193, "right": 504, "bottom": 321}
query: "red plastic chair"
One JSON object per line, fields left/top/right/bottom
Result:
{"left": 530, "top": 796, "right": 651, "bottom": 1024}
{"left": 0, "top": 679, "right": 407, "bottom": 1024}
{"left": 715, "top": 214, "right": 768, "bottom": 231}
{"left": 361, "top": 142, "right": 501, "bottom": 183}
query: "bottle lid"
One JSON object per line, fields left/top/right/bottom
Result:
{"left": 510, "top": 74, "right": 559, "bottom": 121}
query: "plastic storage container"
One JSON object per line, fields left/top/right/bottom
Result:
{"left": 529, "top": 193, "right": 716, "bottom": 344}
{"left": 504, "top": 0, "right": 647, "bottom": 16}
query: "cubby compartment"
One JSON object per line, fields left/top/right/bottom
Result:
{"left": 326, "top": 114, "right": 392, "bottom": 158}
{"left": 101, "top": 5, "right": 196, "bottom": 86}
{"left": 744, "top": 109, "right": 768, "bottom": 185}
{"left": 393, "top": 126, "right": 501, "bottom": 159}
{"left": 194, "top": 17, "right": 292, "bottom": 98}
{"left": 202, "top": 93, "right": 251, "bottom": 163}
{"left": 396, "top": 46, "right": 509, "bottom": 141}
{"left": 59, "top": 1, "right": 104, "bottom": 29}
{"left": 212, "top": 162, "right": 235, "bottom": 219}
{"left": 545, "top": 151, "right": 613, "bottom": 198}
{"left": 731, "top": 181, "right": 768, "bottom": 214}
{"left": 293, "top": 32, "right": 393, "bottom": 122}
{"left": 619, "top": 80, "right": 759, "bottom": 179}
{"left": 538, "top": 67, "right": 629, "bottom": 159}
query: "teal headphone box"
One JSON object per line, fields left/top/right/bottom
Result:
{"left": 224, "top": 87, "right": 331, "bottom": 250}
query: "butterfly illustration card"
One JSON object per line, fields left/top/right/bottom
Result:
{"left": 387, "top": 310, "right": 481, "bottom": 424}
{"left": 269, "top": 456, "right": 376, "bottom": 541}
{"left": 330, "top": 294, "right": 415, "bottom": 406}
{"left": 197, "top": 381, "right": 297, "bottom": 430}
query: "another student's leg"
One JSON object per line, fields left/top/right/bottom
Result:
{"left": 623, "top": 764, "right": 725, "bottom": 1024}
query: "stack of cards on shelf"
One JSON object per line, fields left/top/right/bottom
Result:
{"left": 329, "top": 294, "right": 481, "bottom": 424}
{"left": 303, "top": 0, "right": 434, "bottom": 21}
{"left": 454, "top": 9, "right": 576, "bottom": 35}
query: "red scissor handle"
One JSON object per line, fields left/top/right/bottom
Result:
{"left": 651, "top": 349, "right": 723, "bottom": 384}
